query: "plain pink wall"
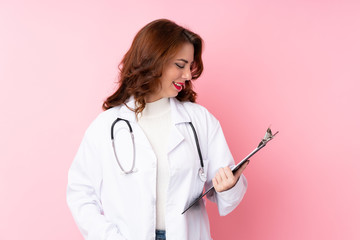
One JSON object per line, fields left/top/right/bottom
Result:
{"left": 1, "top": 0, "right": 359, "bottom": 239}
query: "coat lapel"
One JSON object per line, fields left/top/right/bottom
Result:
{"left": 167, "top": 98, "right": 191, "bottom": 154}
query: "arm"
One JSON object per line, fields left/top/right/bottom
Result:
{"left": 66, "top": 130, "right": 126, "bottom": 240}
{"left": 205, "top": 120, "right": 248, "bottom": 216}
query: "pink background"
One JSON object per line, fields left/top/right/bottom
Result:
{"left": 1, "top": 0, "right": 359, "bottom": 239}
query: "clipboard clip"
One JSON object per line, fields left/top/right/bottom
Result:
{"left": 258, "top": 126, "right": 279, "bottom": 148}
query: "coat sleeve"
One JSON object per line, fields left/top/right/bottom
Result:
{"left": 66, "top": 129, "right": 126, "bottom": 240}
{"left": 205, "top": 119, "right": 248, "bottom": 216}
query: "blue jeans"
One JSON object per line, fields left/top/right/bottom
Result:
{"left": 155, "top": 230, "right": 166, "bottom": 240}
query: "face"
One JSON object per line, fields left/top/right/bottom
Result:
{"left": 146, "top": 42, "right": 194, "bottom": 102}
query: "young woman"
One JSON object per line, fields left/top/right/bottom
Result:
{"left": 67, "top": 19, "right": 248, "bottom": 240}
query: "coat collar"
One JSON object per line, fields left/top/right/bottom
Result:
{"left": 116, "top": 96, "right": 191, "bottom": 124}
{"left": 115, "top": 96, "right": 191, "bottom": 154}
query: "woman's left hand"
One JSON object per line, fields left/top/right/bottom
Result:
{"left": 212, "top": 161, "right": 249, "bottom": 192}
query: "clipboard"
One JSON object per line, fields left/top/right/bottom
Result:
{"left": 181, "top": 127, "right": 279, "bottom": 214}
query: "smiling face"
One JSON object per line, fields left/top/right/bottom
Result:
{"left": 146, "top": 42, "right": 194, "bottom": 103}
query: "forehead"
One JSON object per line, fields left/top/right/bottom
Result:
{"left": 173, "top": 43, "right": 194, "bottom": 61}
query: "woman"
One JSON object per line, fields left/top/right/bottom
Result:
{"left": 67, "top": 19, "right": 248, "bottom": 240}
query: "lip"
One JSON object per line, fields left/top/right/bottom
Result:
{"left": 173, "top": 82, "right": 185, "bottom": 91}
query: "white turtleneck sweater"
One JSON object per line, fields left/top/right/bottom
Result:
{"left": 137, "top": 98, "right": 171, "bottom": 231}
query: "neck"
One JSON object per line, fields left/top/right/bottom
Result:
{"left": 145, "top": 95, "right": 161, "bottom": 103}
{"left": 140, "top": 98, "right": 170, "bottom": 118}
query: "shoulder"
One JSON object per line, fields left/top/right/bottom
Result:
{"left": 174, "top": 99, "right": 220, "bottom": 134}
{"left": 174, "top": 99, "right": 213, "bottom": 118}
{"left": 182, "top": 101, "right": 218, "bottom": 122}
{"left": 85, "top": 106, "right": 122, "bottom": 138}
{"left": 182, "top": 101, "right": 208, "bottom": 113}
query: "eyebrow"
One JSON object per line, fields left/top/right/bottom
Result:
{"left": 176, "top": 59, "right": 189, "bottom": 64}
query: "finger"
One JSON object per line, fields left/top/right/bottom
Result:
{"left": 234, "top": 167, "right": 243, "bottom": 179}
{"left": 212, "top": 177, "right": 218, "bottom": 186}
{"left": 213, "top": 176, "right": 223, "bottom": 192}
{"left": 218, "top": 168, "right": 228, "bottom": 181}
{"left": 235, "top": 161, "right": 249, "bottom": 178}
{"left": 239, "top": 161, "right": 249, "bottom": 172}
{"left": 215, "top": 172, "right": 223, "bottom": 184}
{"left": 240, "top": 160, "right": 249, "bottom": 171}
{"left": 223, "top": 167, "right": 234, "bottom": 179}
{"left": 223, "top": 167, "right": 236, "bottom": 183}
{"left": 222, "top": 167, "right": 238, "bottom": 187}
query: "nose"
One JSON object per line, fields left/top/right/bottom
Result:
{"left": 182, "top": 67, "right": 192, "bottom": 81}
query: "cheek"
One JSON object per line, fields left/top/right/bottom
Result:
{"left": 162, "top": 68, "right": 182, "bottom": 86}
{"left": 169, "top": 68, "right": 183, "bottom": 80}
{"left": 171, "top": 71, "right": 182, "bottom": 82}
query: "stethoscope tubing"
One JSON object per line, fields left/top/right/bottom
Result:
{"left": 187, "top": 122, "right": 204, "bottom": 169}
{"left": 111, "top": 118, "right": 205, "bottom": 180}
{"left": 111, "top": 118, "right": 136, "bottom": 174}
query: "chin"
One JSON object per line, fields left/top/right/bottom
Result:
{"left": 169, "top": 92, "right": 179, "bottom": 98}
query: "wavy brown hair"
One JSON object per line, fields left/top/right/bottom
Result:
{"left": 102, "top": 19, "right": 204, "bottom": 114}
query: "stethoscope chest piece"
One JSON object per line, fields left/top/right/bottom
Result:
{"left": 198, "top": 167, "right": 207, "bottom": 182}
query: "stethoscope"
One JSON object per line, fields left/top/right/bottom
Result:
{"left": 111, "top": 118, "right": 207, "bottom": 182}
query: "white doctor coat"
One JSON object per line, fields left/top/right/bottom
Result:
{"left": 67, "top": 97, "right": 247, "bottom": 240}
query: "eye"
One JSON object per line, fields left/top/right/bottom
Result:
{"left": 175, "top": 63, "right": 185, "bottom": 69}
